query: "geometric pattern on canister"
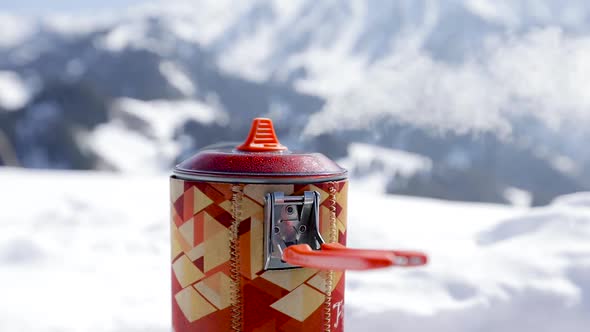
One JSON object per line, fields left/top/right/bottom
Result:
{"left": 171, "top": 178, "right": 348, "bottom": 332}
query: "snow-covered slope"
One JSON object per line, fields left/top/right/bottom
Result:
{"left": 346, "top": 192, "right": 590, "bottom": 331}
{"left": 1, "top": 168, "right": 589, "bottom": 331}
{"left": 0, "top": 169, "right": 169, "bottom": 331}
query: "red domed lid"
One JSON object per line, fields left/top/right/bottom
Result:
{"left": 173, "top": 118, "right": 347, "bottom": 183}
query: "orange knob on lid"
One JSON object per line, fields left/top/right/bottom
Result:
{"left": 236, "top": 117, "right": 287, "bottom": 152}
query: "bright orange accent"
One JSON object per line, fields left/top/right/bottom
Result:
{"left": 282, "top": 244, "right": 393, "bottom": 270}
{"left": 321, "top": 243, "right": 428, "bottom": 267}
{"left": 282, "top": 243, "right": 428, "bottom": 270}
{"left": 236, "top": 118, "right": 287, "bottom": 152}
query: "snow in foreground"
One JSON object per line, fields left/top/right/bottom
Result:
{"left": 0, "top": 168, "right": 589, "bottom": 331}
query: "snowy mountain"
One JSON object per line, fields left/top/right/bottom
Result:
{"left": 1, "top": 168, "right": 589, "bottom": 331}
{"left": 0, "top": 0, "right": 589, "bottom": 205}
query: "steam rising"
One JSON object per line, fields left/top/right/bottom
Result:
{"left": 305, "top": 27, "right": 590, "bottom": 137}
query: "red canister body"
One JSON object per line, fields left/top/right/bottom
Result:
{"left": 170, "top": 179, "right": 348, "bottom": 331}
{"left": 171, "top": 118, "right": 349, "bottom": 331}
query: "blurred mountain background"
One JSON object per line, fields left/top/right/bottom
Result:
{"left": 1, "top": 0, "right": 590, "bottom": 206}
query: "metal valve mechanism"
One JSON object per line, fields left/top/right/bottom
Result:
{"left": 264, "top": 191, "right": 323, "bottom": 270}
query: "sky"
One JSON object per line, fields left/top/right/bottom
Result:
{"left": 0, "top": 0, "right": 151, "bottom": 15}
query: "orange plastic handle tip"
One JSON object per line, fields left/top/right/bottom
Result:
{"left": 282, "top": 244, "right": 395, "bottom": 270}
{"left": 321, "top": 243, "right": 428, "bottom": 267}
{"left": 282, "top": 243, "right": 428, "bottom": 270}
{"left": 236, "top": 118, "right": 287, "bottom": 152}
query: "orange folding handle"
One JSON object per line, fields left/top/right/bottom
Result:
{"left": 282, "top": 243, "right": 428, "bottom": 271}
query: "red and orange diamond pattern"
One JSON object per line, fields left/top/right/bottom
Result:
{"left": 171, "top": 178, "right": 348, "bottom": 332}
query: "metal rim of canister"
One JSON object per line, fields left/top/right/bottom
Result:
{"left": 172, "top": 169, "right": 348, "bottom": 184}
